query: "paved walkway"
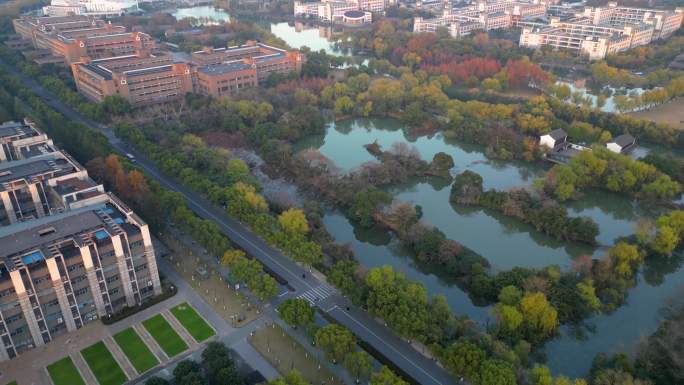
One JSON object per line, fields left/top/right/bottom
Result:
{"left": 232, "top": 339, "right": 280, "bottom": 381}
{"left": 104, "top": 336, "right": 137, "bottom": 379}
{"left": 0, "top": 322, "right": 109, "bottom": 385}
{"left": 161, "top": 310, "right": 200, "bottom": 347}
{"left": 71, "top": 352, "right": 98, "bottom": 385}
{"left": 134, "top": 323, "right": 169, "bottom": 363}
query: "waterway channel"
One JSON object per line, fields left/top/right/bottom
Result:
{"left": 295, "top": 117, "right": 684, "bottom": 378}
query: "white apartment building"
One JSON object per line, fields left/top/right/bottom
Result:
{"left": 520, "top": 3, "right": 683, "bottom": 59}
{"left": 42, "top": 0, "right": 139, "bottom": 17}
{"left": 414, "top": 0, "right": 549, "bottom": 38}
{"left": 294, "top": 0, "right": 385, "bottom": 22}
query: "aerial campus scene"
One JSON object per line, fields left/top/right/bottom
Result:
{"left": 0, "top": 0, "right": 682, "bottom": 383}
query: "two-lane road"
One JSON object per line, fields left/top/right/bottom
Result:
{"left": 4, "top": 63, "right": 456, "bottom": 385}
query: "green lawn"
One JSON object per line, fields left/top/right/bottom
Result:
{"left": 113, "top": 328, "right": 159, "bottom": 373}
{"left": 170, "top": 303, "right": 215, "bottom": 343}
{"left": 6, "top": 381, "right": 17, "bottom": 385}
{"left": 46, "top": 356, "right": 86, "bottom": 385}
{"left": 80, "top": 341, "right": 127, "bottom": 385}
{"left": 142, "top": 314, "right": 188, "bottom": 357}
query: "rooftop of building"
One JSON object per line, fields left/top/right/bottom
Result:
{"left": 198, "top": 61, "right": 254, "bottom": 75}
{"left": 192, "top": 41, "right": 287, "bottom": 57}
{"left": 76, "top": 53, "right": 176, "bottom": 80}
{"left": 0, "top": 120, "right": 40, "bottom": 140}
{"left": 0, "top": 199, "right": 135, "bottom": 269}
{"left": 344, "top": 10, "right": 366, "bottom": 17}
{"left": 0, "top": 152, "right": 78, "bottom": 190}
{"left": 610, "top": 134, "right": 636, "bottom": 147}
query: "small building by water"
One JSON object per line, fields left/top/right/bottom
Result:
{"left": 606, "top": 134, "right": 636, "bottom": 154}
{"left": 540, "top": 128, "right": 568, "bottom": 151}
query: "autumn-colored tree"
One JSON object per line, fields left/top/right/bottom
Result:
{"left": 278, "top": 208, "right": 310, "bottom": 236}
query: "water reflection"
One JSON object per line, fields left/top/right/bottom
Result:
{"left": 171, "top": 5, "right": 230, "bottom": 25}
{"left": 268, "top": 21, "right": 347, "bottom": 56}
{"left": 556, "top": 78, "right": 645, "bottom": 113}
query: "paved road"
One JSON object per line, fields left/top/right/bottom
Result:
{"left": 4, "top": 63, "right": 456, "bottom": 385}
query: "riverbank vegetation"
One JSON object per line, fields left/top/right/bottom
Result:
{"left": 540, "top": 148, "right": 680, "bottom": 202}
{"left": 450, "top": 171, "right": 599, "bottom": 244}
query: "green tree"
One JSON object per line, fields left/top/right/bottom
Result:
{"left": 349, "top": 188, "right": 392, "bottom": 228}
{"left": 335, "top": 96, "right": 355, "bottom": 115}
{"left": 201, "top": 342, "right": 240, "bottom": 385}
{"left": 609, "top": 242, "right": 643, "bottom": 278}
{"left": 314, "top": 324, "right": 356, "bottom": 363}
{"left": 277, "top": 298, "right": 315, "bottom": 329}
{"left": 476, "top": 359, "right": 517, "bottom": 385}
{"left": 365, "top": 266, "right": 429, "bottom": 338}
{"left": 519, "top": 292, "right": 558, "bottom": 341}
{"left": 250, "top": 273, "right": 278, "bottom": 301}
{"left": 576, "top": 280, "right": 601, "bottom": 312}
{"left": 344, "top": 351, "right": 373, "bottom": 383}
{"left": 441, "top": 341, "right": 486, "bottom": 379}
{"left": 370, "top": 366, "right": 408, "bottom": 385}
{"left": 531, "top": 365, "right": 553, "bottom": 385}
{"left": 269, "top": 370, "right": 309, "bottom": 385}
{"left": 651, "top": 225, "right": 680, "bottom": 255}
{"left": 498, "top": 285, "right": 522, "bottom": 306}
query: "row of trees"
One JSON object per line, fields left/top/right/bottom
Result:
{"left": 276, "top": 299, "right": 406, "bottom": 384}
{"left": 115, "top": 123, "right": 324, "bottom": 271}
{"left": 0, "top": 47, "right": 132, "bottom": 123}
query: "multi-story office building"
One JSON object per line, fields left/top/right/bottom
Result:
{"left": 13, "top": 15, "right": 155, "bottom": 65}
{"left": 519, "top": 2, "right": 683, "bottom": 59}
{"left": 0, "top": 121, "right": 162, "bottom": 360}
{"left": 71, "top": 53, "right": 193, "bottom": 107}
{"left": 193, "top": 61, "right": 258, "bottom": 97}
{"left": 50, "top": 30, "right": 154, "bottom": 64}
{"left": 189, "top": 42, "right": 304, "bottom": 97}
{"left": 294, "top": 0, "right": 385, "bottom": 22}
{"left": 13, "top": 15, "right": 101, "bottom": 40}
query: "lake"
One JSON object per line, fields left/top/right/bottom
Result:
{"left": 171, "top": 5, "right": 230, "bottom": 25}
{"left": 556, "top": 78, "right": 645, "bottom": 113}
{"left": 268, "top": 21, "right": 347, "bottom": 56}
{"left": 296, "top": 117, "right": 683, "bottom": 377}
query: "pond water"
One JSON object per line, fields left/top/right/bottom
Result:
{"left": 295, "top": 118, "right": 642, "bottom": 266}
{"left": 556, "top": 79, "right": 645, "bottom": 113}
{"left": 172, "top": 5, "right": 230, "bottom": 25}
{"left": 267, "top": 21, "right": 347, "bottom": 56}
{"left": 296, "top": 117, "right": 684, "bottom": 377}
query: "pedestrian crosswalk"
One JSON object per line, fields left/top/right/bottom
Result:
{"left": 297, "top": 284, "right": 335, "bottom": 305}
